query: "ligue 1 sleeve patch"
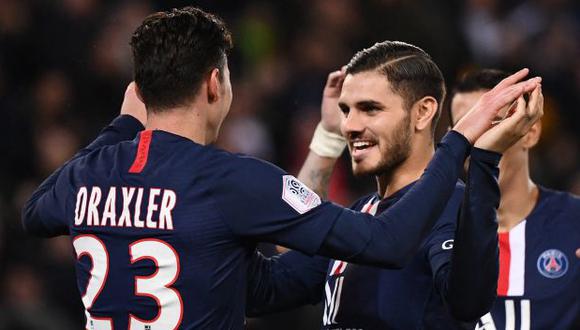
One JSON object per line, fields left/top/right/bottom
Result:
{"left": 537, "top": 249, "right": 568, "bottom": 279}
{"left": 281, "top": 175, "right": 321, "bottom": 214}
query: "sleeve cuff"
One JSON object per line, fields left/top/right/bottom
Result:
{"left": 440, "top": 130, "right": 472, "bottom": 160}
{"left": 471, "top": 147, "right": 502, "bottom": 166}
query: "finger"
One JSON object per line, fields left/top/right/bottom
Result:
{"left": 326, "top": 70, "right": 344, "bottom": 88}
{"left": 492, "top": 77, "right": 541, "bottom": 110}
{"left": 527, "top": 85, "right": 542, "bottom": 118}
{"left": 576, "top": 248, "right": 580, "bottom": 259}
{"left": 495, "top": 68, "right": 530, "bottom": 90}
{"left": 537, "top": 87, "right": 544, "bottom": 118}
{"left": 509, "top": 97, "right": 525, "bottom": 120}
{"left": 493, "top": 68, "right": 530, "bottom": 90}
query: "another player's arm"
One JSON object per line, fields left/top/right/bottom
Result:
{"left": 297, "top": 153, "right": 337, "bottom": 199}
{"left": 429, "top": 148, "right": 501, "bottom": 322}
{"left": 22, "top": 83, "right": 146, "bottom": 237}
{"left": 219, "top": 130, "right": 468, "bottom": 267}
{"left": 297, "top": 69, "right": 346, "bottom": 198}
{"left": 245, "top": 251, "right": 328, "bottom": 317}
{"left": 219, "top": 71, "right": 541, "bottom": 267}
{"left": 439, "top": 86, "right": 544, "bottom": 321}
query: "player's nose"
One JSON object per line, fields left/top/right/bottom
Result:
{"left": 341, "top": 110, "right": 365, "bottom": 137}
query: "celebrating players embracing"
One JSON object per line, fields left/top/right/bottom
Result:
{"left": 22, "top": 7, "right": 542, "bottom": 330}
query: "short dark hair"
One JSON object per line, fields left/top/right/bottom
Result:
{"left": 346, "top": 41, "right": 446, "bottom": 133}
{"left": 448, "top": 69, "right": 509, "bottom": 124}
{"left": 130, "top": 6, "right": 233, "bottom": 112}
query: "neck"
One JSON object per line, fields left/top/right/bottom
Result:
{"left": 145, "top": 105, "right": 211, "bottom": 145}
{"left": 376, "top": 137, "right": 435, "bottom": 198}
{"left": 497, "top": 156, "right": 539, "bottom": 232}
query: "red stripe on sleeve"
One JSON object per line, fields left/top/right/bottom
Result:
{"left": 497, "top": 232, "right": 511, "bottom": 296}
{"left": 129, "top": 130, "right": 153, "bottom": 174}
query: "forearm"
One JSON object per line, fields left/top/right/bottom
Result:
{"left": 297, "top": 151, "right": 338, "bottom": 199}
{"left": 246, "top": 251, "right": 327, "bottom": 316}
{"left": 444, "top": 148, "right": 501, "bottom": 321}
{"left": 318, "top": 131, "right": 470, "bottom": 267}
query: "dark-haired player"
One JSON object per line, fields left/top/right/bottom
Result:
{"left": 449, "top": 69, "right": 579, "bottom": 330}
{"left": 247, "top": 42, "right": 543, "bottom": 329}
{"left": 22, "top": 7, "right": 541, "bottom": 330}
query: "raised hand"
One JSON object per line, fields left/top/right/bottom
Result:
{"left": 120, "top": 82, "right": 147, "bottom": 126}
{"left": 475, "top": 85, "right": 543, "bottom": 153}
{"left": 320, "top": 68, "right": 346, "bottom": 135}
{"left": 452, "top": 68, "right": 541, "bottom": 144}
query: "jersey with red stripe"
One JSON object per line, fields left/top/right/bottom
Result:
{"left": 476, "top": 187, "right": 580, "bottom": 330}
{"left": 23, "top": 115, "right": 474, "bottom": 329}
{"left": 322, "top": 185, "right": 470, "bottom": 329}
{"left": 246, "top": 147, "right": 502, "bottom": 329}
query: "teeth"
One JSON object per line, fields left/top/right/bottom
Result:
{"left": 353, "top": 141, "right": 373, "bottom": 148}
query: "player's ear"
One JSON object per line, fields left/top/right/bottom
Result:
{"left": 522, "top": 120, "right": 542, "bottom": 149}
{"left": 413, "top": 96, "right": 438, "bottom": 132}
{"left": 207, "top": 68, "right": 221, "bottom": 104}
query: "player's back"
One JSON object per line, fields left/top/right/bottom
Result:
{"left": 69, "top": 130, "right": 255, "bottom": 329}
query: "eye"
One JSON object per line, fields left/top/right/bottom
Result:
{"left": 360, "top": 105, "right": 379, "bottom": 113}
{"left": 339, "top": 104, "right": 350, "bottom": 115}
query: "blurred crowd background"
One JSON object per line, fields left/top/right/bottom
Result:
{"left": 0, "top": 0, "right": 578, "bottom": 329}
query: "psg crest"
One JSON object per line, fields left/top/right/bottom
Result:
{"left": 536, "top": 249, "right": 568, "bottom": 279}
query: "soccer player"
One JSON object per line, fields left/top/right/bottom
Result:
{"left": 246, "top": 42, "right": 544, "bottom": 329}
{"left": 449, "top": 69, "right": 579, "bottom": 330}
{"left": 22, "top": 7, "right": 540, "bottom": 330}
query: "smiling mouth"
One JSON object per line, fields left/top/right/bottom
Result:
{"left": 350, "top": 140, "right": 377, "bottom": 160}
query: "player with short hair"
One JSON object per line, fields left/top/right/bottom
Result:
{"left": 247, "top": 41, "right": 544, "bottom": 329}
{"left": 22, "top": 7, "right": 541, "bottom": 330}
{"left": 449, "top": 69, "right": 580, "bottom": 330}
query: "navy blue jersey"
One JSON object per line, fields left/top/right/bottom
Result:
{"left": 23, "top": 116, "right": 471, "bottom": 329}
{"left": 476, "top": 187, "right": 580, "bottom": 330}
{"left": 247, "top": 148, "right": 502, "bottom": 329}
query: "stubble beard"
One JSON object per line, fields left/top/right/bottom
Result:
{"left": 352, "top": 113, "right": 413, "bottom": 177}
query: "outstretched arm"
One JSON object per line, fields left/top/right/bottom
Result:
{"left": 434, "top": 148, "right": 501, "bottom": 322}
{"left": 220, "top": 70, "right": 542, "bottom": 268}
{"left": 437, "top": 85, "right": 544, "bottom": 321}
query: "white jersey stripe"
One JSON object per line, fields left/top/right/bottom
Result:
{"left": 507, "top": 220, "right": 526, "bottom": 296}
{"left": 520, "top": 299, "right": 530, "bottom": 330}
{"left": 505, "top": 300, "right": 516, "bottom": 330}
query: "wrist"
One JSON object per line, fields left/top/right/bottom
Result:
{"left": 309, "top": 123, "right": 346, "bottom": 158}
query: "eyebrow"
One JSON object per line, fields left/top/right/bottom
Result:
{"left": 355, "top": 100, "right": 385, "bottom": 109}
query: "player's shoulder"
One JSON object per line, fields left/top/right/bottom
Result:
{"left": 207, "top": 149, "right": 289, "bottom": 199}
{"left": 539, "top": 186, "right": 580, "bottom": 210}
{"left": 215, "top": 150, "right": 286, "bottom": 179}
{"left": 537, "top": 186, "right": 580, "bottom": 227}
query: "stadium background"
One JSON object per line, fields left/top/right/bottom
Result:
{"left": 0, "top": 0, "right": 578, "bottom": 329}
